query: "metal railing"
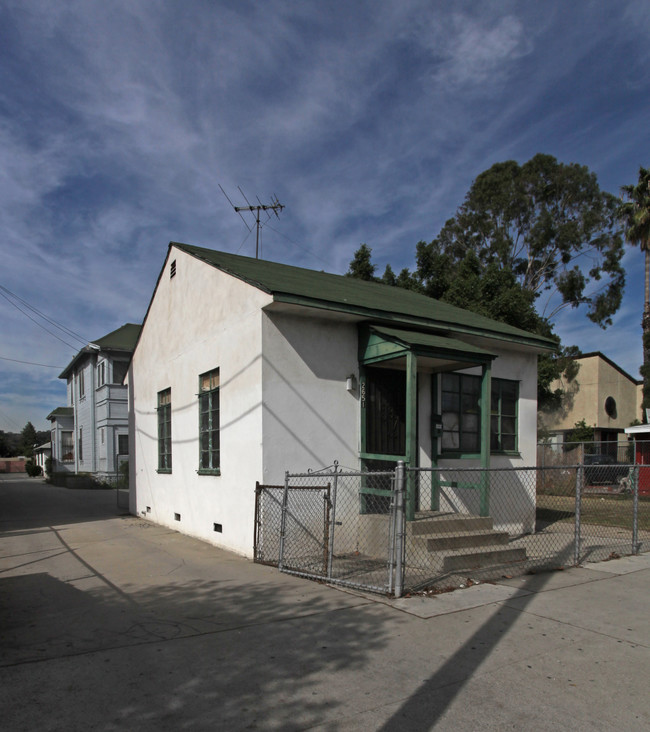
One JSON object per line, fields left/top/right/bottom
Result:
{"left": 254, "top": 461, "right": 649, "bottom": 597}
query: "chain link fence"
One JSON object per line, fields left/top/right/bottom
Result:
{"left": 254, "top": 462, "right": 650, "bottom": 597}
{"left": 255, "top": 468, "right": 402, "bottom": 594}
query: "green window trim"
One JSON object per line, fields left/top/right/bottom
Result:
{"left": 440, "top": 373, "right": 519, "bottom": 456}
{"left": 157, "top": 388, "right": 172, "bottom": 472}
{"left": 199, "top": 368, "right": 220, "bottom": 473}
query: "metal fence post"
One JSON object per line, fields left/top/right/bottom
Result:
{"left": 632, "top": 466, "right": 640, "bottom": 555}
{"left": 394, "top": 461, "right": 406, "bottom": 598}
{"left": 278, "top": 471, "right": 290, "bottom": 572}
{"left": 574, "top": 462, "right": 583, "bottom": 566}
{"left": 327, "top": 462, "right": 339, "bottom": 579}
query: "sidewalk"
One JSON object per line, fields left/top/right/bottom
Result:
{"left": 1, "top": 475, "right": 648, "bottom": 730}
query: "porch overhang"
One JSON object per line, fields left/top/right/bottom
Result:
{"left": 358, "top": 325, "right": 495, "bottom": 521}
{"left": 359, "top": 325, "right": 497, "bottom": 367}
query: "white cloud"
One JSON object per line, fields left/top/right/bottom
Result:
{"left": 0, "top": 0, "right": 648, "bottom": 428}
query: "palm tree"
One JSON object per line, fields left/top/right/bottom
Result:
{"left": 619, "top": 166, "right": 650, "bottom": 421}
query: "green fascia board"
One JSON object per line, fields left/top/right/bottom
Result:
{"left": 364, "top": 325, "right": 496, "bottom": 364}
{"left": 59, "top": 323, "right": 142, "bottom": 379}
{"left": 361, "top": 329, "right": 410, "bottom": 363}
{"left": 172, "top": 243, "right": 556, "bottom": 351}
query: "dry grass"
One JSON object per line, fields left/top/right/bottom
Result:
{"left": 536, "top": 493, "right": 650, "bottom": 531}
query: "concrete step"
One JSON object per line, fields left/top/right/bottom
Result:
{"left": 412, "top": 529, "right": 510, "bottom": 552}
{"left": 407, "top": 515, "right": 494, "bottom": 535}
{"left": 441, "top": 546, "right": 527, "bottom": 573}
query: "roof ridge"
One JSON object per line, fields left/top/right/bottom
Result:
{"left": 171, "top": 242, "right": 555, "bottom": 351}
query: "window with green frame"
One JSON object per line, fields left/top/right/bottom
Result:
{"left": 157, "top": 388, "right": 172, "bottom": 472}
{"left": 199, "top": 368, "right": 220, "bottom": 473}
{"left": 441, "top": 373, "right": 480, "bottom": 453}
{"left": 441, "top": 373, "right": 518, "bottom": 454}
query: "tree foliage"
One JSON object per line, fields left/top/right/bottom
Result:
{"left": 346, "top": 243, "right": 376, "bottom": 281}
{"left": 619, "top": 166, "right": 650, "bottom": 257}
{"left": 565, "top": 418, "right": 595, "bottom": 446}
{"left": 417, "top": 154, "right": 625, "bottom": 327}
{"left": 619, "top": 165, "right": 650, "bottom": 418}
{"left": 20, "top": 422, "right": 38, "bottom": 457}
{"left": 346, "top": 154, "right": 627, "bottom": 412}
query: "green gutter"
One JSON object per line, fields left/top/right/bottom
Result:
{"left": 271, "top": 294, "right": 555, "bottom": 352}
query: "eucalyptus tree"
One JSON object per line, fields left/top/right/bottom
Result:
{"left": 348, "top": 154, "right": 625, "bottom": 410}
{"left": 416, "top": 154, "right": 625, "bottom": 328}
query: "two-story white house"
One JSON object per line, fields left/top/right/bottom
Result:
{"left": 48, "top": 323, "right": 141, "bottom": 481}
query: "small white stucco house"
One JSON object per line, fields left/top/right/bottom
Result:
{"left": 128, "top": 243, "right": 555, "bottom": 557}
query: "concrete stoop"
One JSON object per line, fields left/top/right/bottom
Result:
{"left": 407, "top": 512, "right": 527, "bottom": 572}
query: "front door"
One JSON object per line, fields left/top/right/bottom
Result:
{"left": 360, "top": 366, "right": 408, "bottom": 513}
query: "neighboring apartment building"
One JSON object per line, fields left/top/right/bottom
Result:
{"left": 47, "top": 324, "right": 140, "bottom": 479}
{"left": 539, "top": 351, "right": 643, "bottom": 450}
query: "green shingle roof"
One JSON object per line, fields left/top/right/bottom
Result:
{"left": 59, "top": 323, "right": 141, "bottom": 379}
{"left": 173, "top": 243, "right": 555, "bottom": 351}
{"left": 47, "top": 406, "right": 73, "bottom": 421}
{"left": 92, "top": 323, "right": 141, "bottom": 351}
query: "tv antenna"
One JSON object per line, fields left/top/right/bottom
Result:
{"left": 219, "top": 185, "right": 285, "bottom": 259}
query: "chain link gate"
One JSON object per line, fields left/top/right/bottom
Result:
{"left": 274, "top": 464, "right": 405, "bottom": 595}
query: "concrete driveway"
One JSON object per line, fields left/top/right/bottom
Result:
{"left": 1, "top": 474, "right": 649, "bottom": 731}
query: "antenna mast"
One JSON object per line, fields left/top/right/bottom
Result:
{"left": 219, "top": 185, "right": 285, "bottom": 259}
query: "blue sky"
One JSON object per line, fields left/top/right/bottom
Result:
{"left": 1, "top": 0, "right": 649, "bottom": 431}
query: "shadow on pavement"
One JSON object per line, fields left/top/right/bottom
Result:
{"left": 0, "top": 474, "right": 125, "bottom": 531}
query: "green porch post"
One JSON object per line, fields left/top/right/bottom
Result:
{"left": 405, "top": 350, "right": 418, "bottom": 521}
{"left": 479, "top": 361, "right": 492, "bottom": 516}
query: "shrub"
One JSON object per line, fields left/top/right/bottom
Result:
{"left": 25, "top": 460, "right": 43, "bottom": 477}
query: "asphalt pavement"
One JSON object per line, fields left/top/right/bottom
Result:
{"left": 1, "top": 473, "right": 648, "bottom": 731}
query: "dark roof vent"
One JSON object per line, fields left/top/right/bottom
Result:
{"left": 170, "top": 260, "right": 177, "bottom": 279}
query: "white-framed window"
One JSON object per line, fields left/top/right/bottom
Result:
{"left": 61, "top": 432, "right": 74, "bottom": 463}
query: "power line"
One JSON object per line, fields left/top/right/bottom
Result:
{"left": 264, "top": 223, "right": 332, "bottom": 269}
{"left": 0, "top": 290, "right": 80, "bottom": 350}
{"left": 0, "top": 355, "right": 64, "bottom": 369}
{"left": 0, "top": 406, "right": 23, "bottom": 431}
{"left": 0, "top": 284, "right": 88, "bottom": 347}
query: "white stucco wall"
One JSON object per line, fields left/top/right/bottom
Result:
{"left": 261, "top": 311, "right": 360, "bottom": 480}
{"left": 129, "top": 247, "right": 272, "bottom": 556}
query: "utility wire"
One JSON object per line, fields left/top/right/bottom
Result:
{"left": 0, "top": 355, "right": 64, "bottom": 369}
{"left": 0, "top": 406, "right": 23, "bottom": 431}
{"left": 236, "top": 226, "right": 255, "bottom": 255}
{"left": 264, "top": 223, "right": 332, "bottom": 269}
{"left": 0, "top": 284, "right": 87, "bottom": 347}
{"left": 0, "top": 290, "right": 80, "bottom": 350}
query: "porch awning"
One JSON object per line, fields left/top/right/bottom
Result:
{"left": 360, "top": 325, "right": 496, "bottom": 365}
